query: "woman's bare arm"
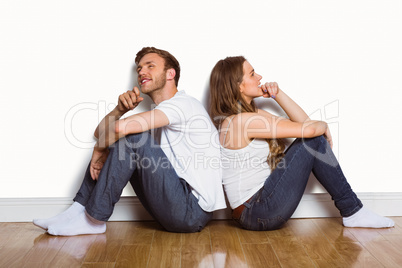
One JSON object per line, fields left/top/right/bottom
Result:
{"left": 259, "top": 82, "right": 309, "bottom": 123}
{"left": 243, "top": 113, "right": 327, "bottom": 140}
{"left": 222, "top": 113, "right": 327, "bottom": 150}
{"left": 259, "top": 82, "right": 333, "bottom": 148}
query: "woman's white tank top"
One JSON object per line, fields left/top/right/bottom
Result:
{"left": 220, "top": 117, "right": 271, "bottom": 209}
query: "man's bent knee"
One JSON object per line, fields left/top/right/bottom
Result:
{"left": 122, "top": 131, "right": 154, "bottom": 148}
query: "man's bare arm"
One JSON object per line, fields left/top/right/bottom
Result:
{"left": 95, "top": 109, "right": 169, "bottom": 150}
{"left": 94, "top": 87, "right": 144, "bottom": 139}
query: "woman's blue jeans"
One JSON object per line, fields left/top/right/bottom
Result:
{"left": 237, "top": 136, "right": 363, "bottom": 231}
{"left": 73, "top": 131, "right": 212, "bottom": 233}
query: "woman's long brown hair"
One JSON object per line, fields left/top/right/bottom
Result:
{"left": 209, "top": 56, "right": 285, "bottom": 170}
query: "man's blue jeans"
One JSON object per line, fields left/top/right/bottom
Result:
{"left": 73, "top": 131, "right": 212, "bottom": 233}
{"left": 237, "top": 136, "right": 363, "bottom": 231}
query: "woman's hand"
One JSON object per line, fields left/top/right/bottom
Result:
{"left": 324, "top": 127, "right": 333, "bottom": 149}
{"left": 261, "top": 82, "right": 280, "bottom": 99}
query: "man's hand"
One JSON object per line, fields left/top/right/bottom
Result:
{"left": 261, "top": 82, "right": 280, "bottom": 99}
{"left": 90, "top": 147, "right": 110, "bottom": 180}
{"left": 117, "top": 87, "right": 144, "bottom": 114}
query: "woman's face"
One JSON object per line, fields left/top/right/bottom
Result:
{"left": 239, "top": 61, "right": 263, "bottom": 104}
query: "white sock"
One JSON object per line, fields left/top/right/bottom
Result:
{"left": 47, "top": 211, "right": 106, "bottom": 236}
{"left": 33, "top": 202, "right": 85, "bottom": 230}
{"left": 343, "top": 207, "right": 395, "bottom": 228}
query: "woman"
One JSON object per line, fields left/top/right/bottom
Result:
{"left": 209, "top": 56, "right": 394, "bottom": 231}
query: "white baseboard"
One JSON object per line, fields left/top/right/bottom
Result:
{"left": 1, "top": 193, "right": 401, "bottom": 222}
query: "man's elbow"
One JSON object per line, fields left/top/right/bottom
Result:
{"left": 94, "top": 130, "right": 99, "bottom": 140}
{"left": 114, "top": 120, "right": 125, "bottom": 136}
{"left": 115, "top": 117, "right": 149, "bottom": 137}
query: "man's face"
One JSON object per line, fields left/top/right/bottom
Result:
{"left": 136, "top": 53, "right": 167, "bottom": 94}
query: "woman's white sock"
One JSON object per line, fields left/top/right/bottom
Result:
{"left": 33, "top": 202, "right": 85, "bottom": 230}
{"left": 343, "top": 207, "right": 395, "bottom": 228}
{"left": 47, "top": 211, "right": 106, "bottom": 236}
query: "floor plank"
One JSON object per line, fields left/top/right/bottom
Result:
{"left": 289, "top": 219, "right": 350, "bottom": 267}
{"left": 264, "top": 221, "right": 294, "bottom": 238}
{"left": 147, "top": 230, "right": 181, "bottom": 267}
{"left": 121, "top": 221, "right": 157, "bottom": 245}
{"left": 1, "top": 219, "right": 401, "bottom": 267}
{"left": 236, "top": 227, "right": 270, "bottom": 244}
{"left": 182, "top": 226, "right": 211, "bottom": 246}
{"left": 312, "top": 218, "right": 358, "bottom": 243}
{"left": 312, "top": 218, "right": 383, "bottom": 266}
{"left": 242, "top": 243, "right": 281, "bottom": 268}
{"left": 0, "top": 222, "right": 25, "bottom": 247}
{"left": 269, "top": 236, "right": 314, "bottom": 267}
{"left": 48, "top": 235, "right": 97, "bottom": 267}
{"left": 84, "top": 233, "right": 118, "bottom": 263}
{"left": 362, "top": 239, "right": 402, "bottom": 267}
{"left": 333, "top": 241, "right": 383, "bottom": 267}
{"left": 181, "top": 244, "right": 213, "bottom": 267}
{"left": 209, "top": 220, "right": 248, "bottom": 267}
{"left": 81, "top": 262, "right": 116, "bottom": 268}
{"left": 115, "top": 244, "right": 151, "bottom": 268}
{"left": 20, "top": 234, "right": 69, "bottom": 267}
{"left": 0, "top": 224, "right": 44, "bottom": 267}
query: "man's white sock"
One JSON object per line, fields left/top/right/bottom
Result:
{"left": 47, "top": 211, "right": 106, "bottom": 236}
{"left": 33, "top": 202, "right": 85, "bottom": 230}
{"left": 343, "top": 207, "right": 395, "bottom": 228}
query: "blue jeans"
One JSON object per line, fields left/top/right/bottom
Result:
{"left": 74, "top": 131, "right": 212, "bottom": 233}
{"left": 237, "top": 136, "right": 363, "bottom": 231}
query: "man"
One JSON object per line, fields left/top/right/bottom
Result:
{"left": 34, "top": 47, "right": 226, "bottom": 235}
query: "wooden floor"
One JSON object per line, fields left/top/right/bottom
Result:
{"left": 1, "top": 217, "right": 402, "bottom": 267}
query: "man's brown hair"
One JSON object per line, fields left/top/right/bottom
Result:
{"left": 135, "top": 47, "right": 181, "bottom": 86}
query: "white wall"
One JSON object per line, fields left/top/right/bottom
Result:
{"left": 0, "top": 0, "right": 401, "bottom": 199}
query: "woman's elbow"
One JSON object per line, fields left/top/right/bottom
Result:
{"left": 319, "top": 121, "right": 328, "bottom": 135}
{"left": 303, "top": 121, "right": 327, "bottom": 137}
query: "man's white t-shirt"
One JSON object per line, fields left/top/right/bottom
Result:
{"left": 155, "top": 91, "right": 226, "bottom": 212}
